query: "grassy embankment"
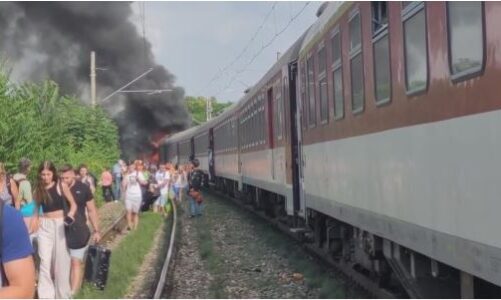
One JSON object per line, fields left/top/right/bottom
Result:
{"left": 77, "top": 212, "right": 164, "bottom": 299}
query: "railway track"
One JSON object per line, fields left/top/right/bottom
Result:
{"left": 153, "top": 199, "right": 178, "bottom": 298}
{"left": 209, "top": 188, "right": 402, "bottom": 299}
{"left": 97, "top": 211, "right": 128, "bottom": 246}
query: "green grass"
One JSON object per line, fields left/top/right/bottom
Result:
{"left": 77, "top": 212, "right": 164, "bottom": 299}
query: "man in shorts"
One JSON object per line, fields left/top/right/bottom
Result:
{"left": 60, "top": 164, "right": 101, "bottom": 295}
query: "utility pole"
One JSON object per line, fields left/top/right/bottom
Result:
{"left": 206, "top": 97, "right": 212, "bottom": 121}
{"left": 90, "top": 51, "right": 96, "bottom": 108}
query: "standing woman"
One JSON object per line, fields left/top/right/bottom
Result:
{"left": 33, "top": 161, "right": 77, "bottom": 299}
{"left": 78, "top": 164, "right": 96, "bottom": 195}
{"left": 173, "top": 164, "right": 186, "bottom": 203}
{"left": 135, "top": 160, "right": 149, "bottom": 204}
{"left": 122, "top": 163, "right": 146, "bottom": 230}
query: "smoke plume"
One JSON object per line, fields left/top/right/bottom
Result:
{"left": 0, "top": 2, "right": 190, "bottom": 159}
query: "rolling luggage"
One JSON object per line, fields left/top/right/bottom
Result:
{"left": 140, "top": 190, "right": 157, "bottom": 211}
{"left": 84, "top": 245, "right": 111, "bottom": 290}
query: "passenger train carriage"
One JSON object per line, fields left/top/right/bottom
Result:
{"left": 161, "top": 2, "right": 501, "bottom": 297}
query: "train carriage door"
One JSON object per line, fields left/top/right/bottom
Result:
{"left": 267, "top": 87, "right": 275, "bottom": 180}
{"left": 290, "top": 60, "right": 305, "bottom": 217}
{"left": 209, "top": 128, "right": 215, "bottom": 182}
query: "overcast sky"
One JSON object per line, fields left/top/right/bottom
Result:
{"left": 131, "top": 1, "right": 322, "bottom": 103}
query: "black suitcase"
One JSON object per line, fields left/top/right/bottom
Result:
{"left": 140, "top": 191, "right": 157, "bottom": 212}
{"left": 84, "top": 245, "right": 112, "bottom": 290}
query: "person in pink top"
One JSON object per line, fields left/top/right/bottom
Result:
{"left": 99, "top": 167, "right": 114, "bottom": 202}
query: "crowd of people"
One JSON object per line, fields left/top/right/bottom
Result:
{"left": 117, "top": 158, "right": 205, "bottom": 230}
{"left": 0, "top": 156, "right": 206, "bottom": 298}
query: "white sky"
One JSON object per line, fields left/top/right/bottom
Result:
{"left": 131, "top": 1, "right": 322, "bottom": 103}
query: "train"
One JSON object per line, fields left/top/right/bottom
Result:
{"left": 160, "top": 2, "right": 501, "bottom": 297}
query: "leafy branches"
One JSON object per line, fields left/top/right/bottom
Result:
{"left": 0, "top": 71, "right": 120, "bottom": 176}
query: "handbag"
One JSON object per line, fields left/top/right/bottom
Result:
{"left": 60, "top": 182, "right": 91, "bottom": 249}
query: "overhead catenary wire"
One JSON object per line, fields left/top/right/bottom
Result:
{"left": 214, "top": 2, "right": 311, "bottom": 98}
{"left": 195, "top": 2, "right": 278, "bottom": 96}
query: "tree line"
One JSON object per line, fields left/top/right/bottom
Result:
{"left": 185, "top": 96, "right": 232, "bottom": 125}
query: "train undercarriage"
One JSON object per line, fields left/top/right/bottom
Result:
{"left": 210, "top": 176, "right": 501, "bottom": 298}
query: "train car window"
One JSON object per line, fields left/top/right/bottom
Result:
{"left": 260, "top": 105, "right": 262, "bottom": 144}
{"left": 403, "top": 2, "right": 427, "bottom": 94}
{"left": 373, "top": 2, "right": 390, "bottom": 105}
{"left": 233, "top": 118, "right": 237, "bottom": 150}
{"left": 350, "top": 13, "right": 362, "bottom": 51}
{"left": 331, "top": 30, "right": 344, "bottom": 120}
{"left": 307, "top": 55, "right": 316, "bottom": 127}
{"left": 241, "top": 118, "right": 244, "bottom": 150}
{"left": 250, "top": 102, "right": 256, "bottom": 146}
{"left": 447, "top": 2, "right": 484, "bottom": 81}
{"left": 318, "top": 44, "right": 327, "bottom": 75}
{"left": 351, "top": 54, "right": 364, "bottom": 113}
{"left": 318, "top": 44, "right": 329, "bottom": 124}
{"left": 372, "top": 2, "right": 388, "bottom": 34}
{"left": 276, "top": 92, "right": 280, "bottom": 141}
{"left": 300, "top": 63, "right": 307, "bottom": 130}
{"left": 374, "top": 34, "right": 391, "bottom": 104}
{"left": 277, "top": 92, "right": 284, "bottom": 140}
{"left": 331, "top": 30, "right": 341, "bottom": 66}
{"left": 350, "top": 11, "right": 364, "bottom": 114}
{"left": 319, "top": 77, "right": 328, "bottom": 123}
{"left": 261, "top": 100, "right": 265, "bottom": 144}
{"left": 402, "top": 1, "right": 416, "bottom": 10}
{"left": 333, "top": 67, "right": 344, "bottom": 119}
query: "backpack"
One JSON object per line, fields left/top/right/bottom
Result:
{"left": 189, "top": 170, "right": 204, "bottom": 191}
{"left": 6, "top": 175, "right": 27, "bottom": 202}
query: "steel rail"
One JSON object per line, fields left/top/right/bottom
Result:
{"left": 153, "top": 199, "right": 177, "bottom": 298}
{"left": 97, "top": 211, "right": 128, "bottom": 245}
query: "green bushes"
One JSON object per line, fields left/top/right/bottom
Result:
{"left": 0, "top": 71, "right": 120, "bottom": 178}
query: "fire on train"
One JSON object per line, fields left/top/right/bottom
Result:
{"left": 161, "top": 2, "right": 501, "bottom": 297}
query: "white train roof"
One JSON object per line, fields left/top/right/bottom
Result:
{"left": 299, "top": 1, "right": 347, "bottom": 57}
{"left": 164, "top": 125, "right": 200, "bottom": 144}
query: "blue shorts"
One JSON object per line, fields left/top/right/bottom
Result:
{"left": 155, "top": 195, "right": 167, "bottom": 206}
{"left": 173, "top": 186, "right": 181, "bottom": 197}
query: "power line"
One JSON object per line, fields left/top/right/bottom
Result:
{"left": 214, "top": 2, "right": 311, "bottom": 98}
{"left": 195, "top": 2, "right": 278, "bottom": 96}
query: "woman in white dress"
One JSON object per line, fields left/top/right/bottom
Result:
{"left": 122, "top": 163, "right": 146, "bottom": 230}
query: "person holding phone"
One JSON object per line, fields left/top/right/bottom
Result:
{"left": 33, "top": 161, "right": 77, "bottom": 299}
{"left": 60, "top": 164, "right": 101, "bottom": 295}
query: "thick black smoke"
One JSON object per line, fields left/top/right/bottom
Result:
{"left": 0, "top": 2, "right": 190, "bottom": 159}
